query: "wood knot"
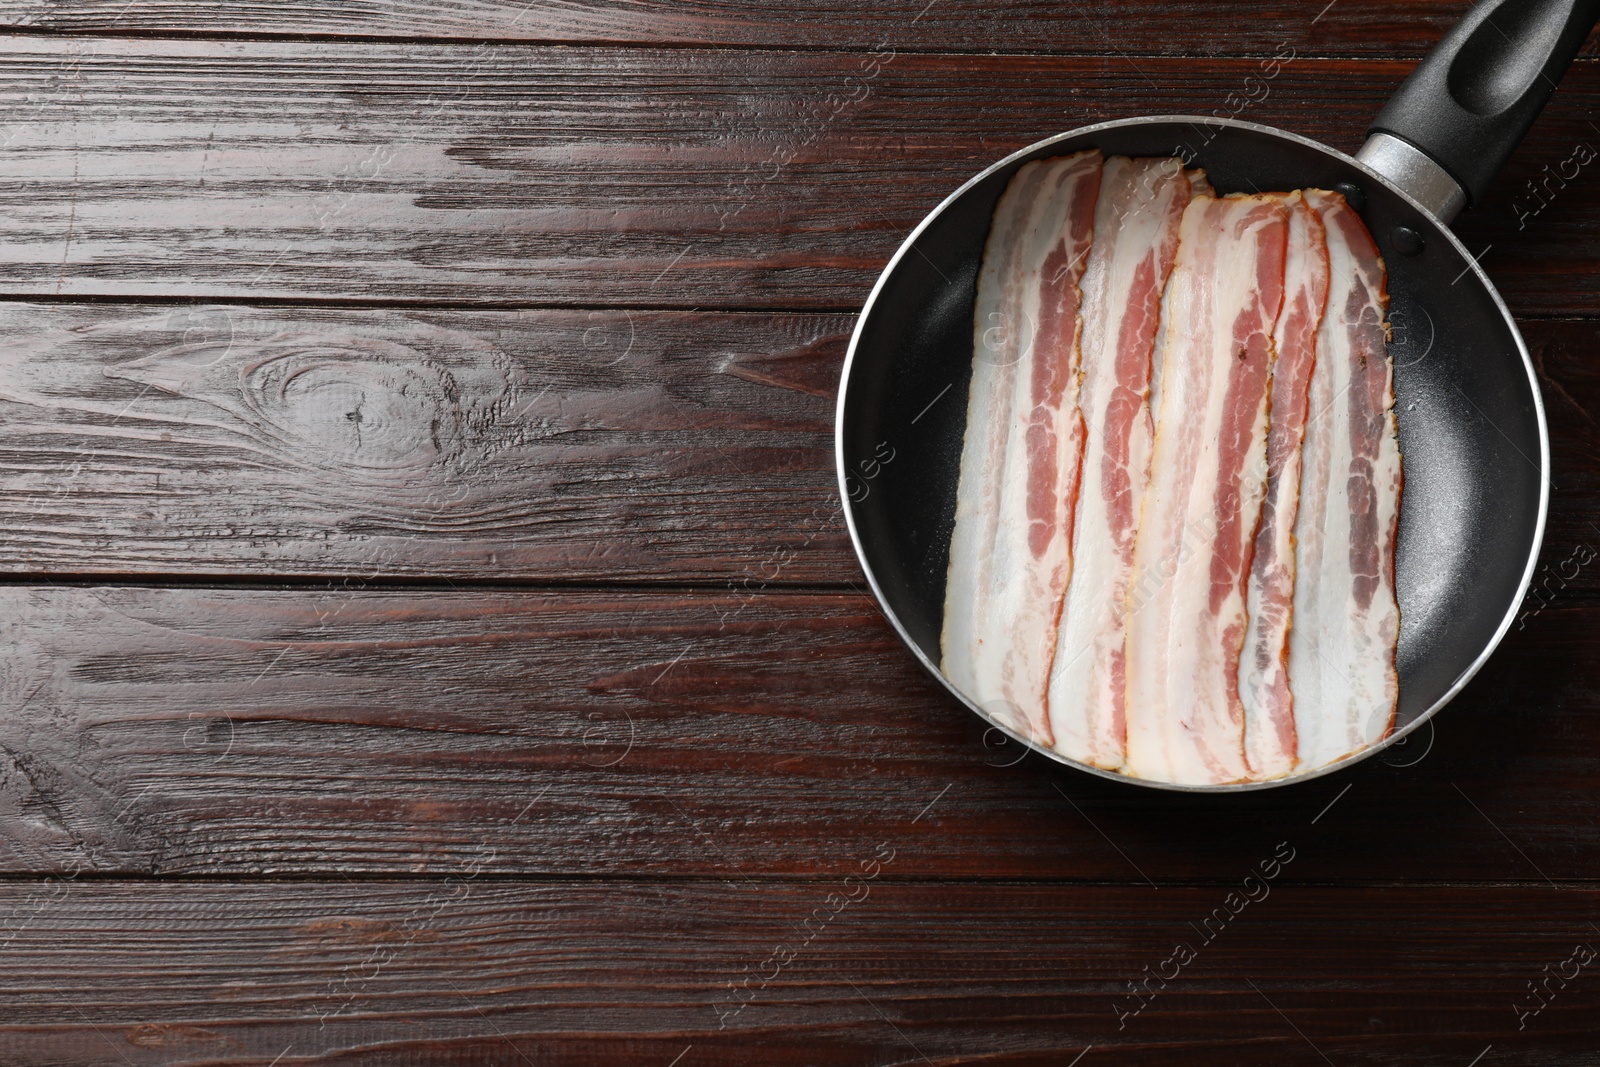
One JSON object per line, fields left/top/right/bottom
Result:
{"left": 245, "top": 340, "right": 473, "bottom": 473}
{"left": 107, "top": 316, "right": 529, "bottom": 503}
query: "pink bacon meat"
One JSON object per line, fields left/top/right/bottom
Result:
{"left": 942, "top": 150, "right": 1102, "bottom": 744}
{"left": 1287, "top": 189, "right": 1402, "bottom": 766}
{"left": 1239, "top": 193, "right": 1331, "bottom": 779}
{"left": 1048, "top": 156, "right": 1205, "bottom": 768}
{"left": 1124, "top": 193, "right": 1291, "bottom": 785}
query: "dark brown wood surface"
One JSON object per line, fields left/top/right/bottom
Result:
{"left": 0, "top": 39, "right": 1594, "bottom": 313}
{"left": 0, "top": 585, "right": 1596, "bottom": 883}
{"left": 2, "top": 883, "right": 1598, "bottom": 1066}
{"left": 5, "top": 0, "right": 1599, "bottom": 58}
{"left": 3, "top": 0, "right": 1600, "bottom": 1062}
{"left": 0, "top": 304, "right": 847, "bottom": 582}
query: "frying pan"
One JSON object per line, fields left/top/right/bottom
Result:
{"left": 837, "top": 0, "right": 1600, "bottom": 791}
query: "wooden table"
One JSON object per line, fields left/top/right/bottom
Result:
{"left": 2, "top": 2, "right": 1598, "bottom": 1063}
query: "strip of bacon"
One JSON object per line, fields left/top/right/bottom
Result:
{"left": 1124, "top": 193, "right": 1290, "bottom": 785}
{"left": 1048, "top": 156, "right": 1202, "bottom": 769}
{"left": 943, "top": 151, "right": 1102, "bottom": 744}
{"left": 1287, "top": 189, "right": 1402, "bottom": 767}
{"left": 942, "top": 162, "right": 1044, "bottom": 706}
{"left": 1239, "top": 193, "right": 1331, "bottom": 779}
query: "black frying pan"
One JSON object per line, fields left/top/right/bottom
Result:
{"left": 837, "top": 0, "right": 1599, "bottom": 791}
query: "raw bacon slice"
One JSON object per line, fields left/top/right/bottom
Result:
{"left": 943, "top": 161, "right": 1049, "bottom": 709}
{"left": 1124, "top": 193, "right": 1291, "bottom": 785}
{"left": 1287, "top": 189, "right": 1402, "bottom": 766}
{"left": 1048, "top": 156, "right": 1203, "bottom": 769}
{"left": 942, "top": 151, "right": 1102, "bottom": 744}
{"left": 1240, "top": 193, "right": 1331, "bottom": 779}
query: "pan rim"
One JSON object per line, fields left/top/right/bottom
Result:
{"left": 835, "top": 113, "right": 1551, "bottom": 794}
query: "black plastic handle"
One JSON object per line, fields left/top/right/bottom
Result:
{"left": 1369, "top": 0, "right": 1600, "bottom": 207}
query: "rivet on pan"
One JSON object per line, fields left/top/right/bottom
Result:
{"left": 1333, "top": 181, "right": 1367, "bottom": 212}
{"left": 1392, "top": 226, "right": 1426, "bottom": 257}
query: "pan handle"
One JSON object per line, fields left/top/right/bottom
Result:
{"left": 1360, "top": 0, "right": 1600, "bottom": 223}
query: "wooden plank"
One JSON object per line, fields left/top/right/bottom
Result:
{"left": 0, "top": 880, "right": 1596, "bottom": 1065}
{"left": 0, "top": 39, "right": 1594, "bottom": 314}
{"left": 0, "top": 304, "right": 846, "bottom": 581}
{"left": 0, "top": 305, "right": 1595, "bottom": 588}
{"left": 1, "top": 583, "right": 1598, "bottom": 881}
{"left": 1, "top": 0, "right": 1564, "bottom": 58}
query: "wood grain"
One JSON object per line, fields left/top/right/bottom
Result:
{"left": 0, "top": 305, "right": 1596, "bottom": 588}
{"left": 0, "top": 304, "right": 845, "bottom": 581}
{"left": 0, "top": 39, "right": 1594, "bottom": 313}
{"left": 0, "top": 880, "right": 1596, "bottom": 1066}
{"left": 6, "top": 0, "right": 1595, "bottom": 60}
{"left": 0, "top": 4, "right": 1593, "bottom": 1061}
{"left": 0, "top": 583, "right": 1596, "bottom": 882}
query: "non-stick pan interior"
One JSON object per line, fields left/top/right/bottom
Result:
{"left": 840, "top": 117, "right": 1547, "bottom": 778}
